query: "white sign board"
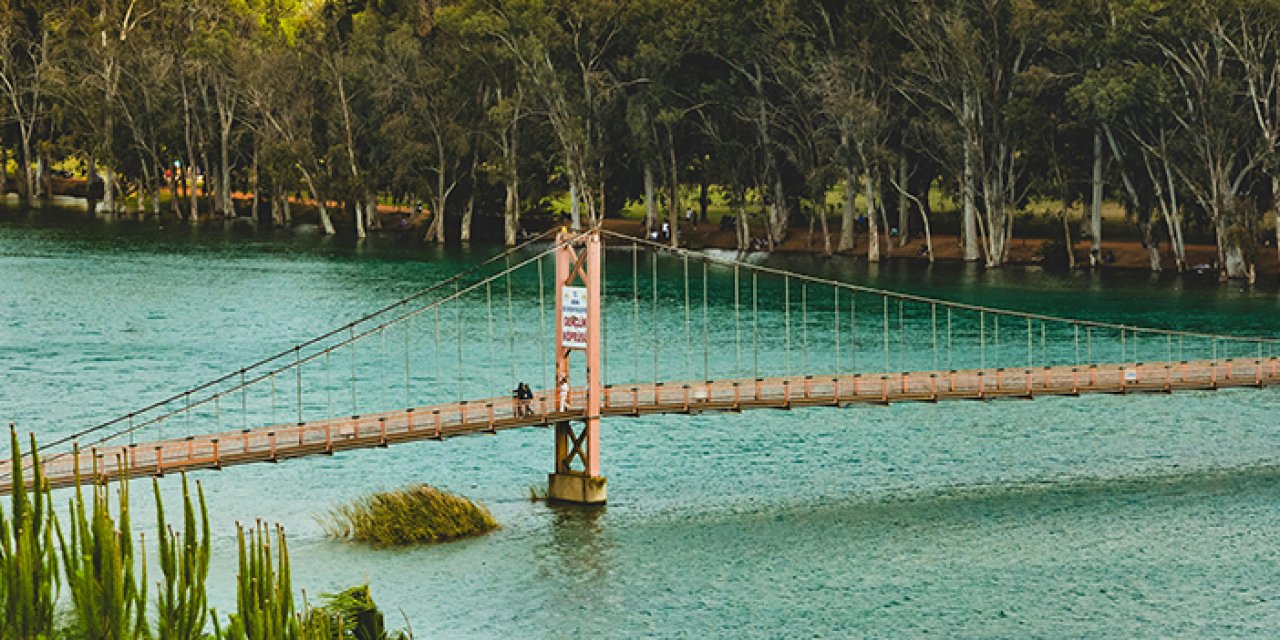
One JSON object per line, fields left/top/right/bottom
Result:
{"left": 561, "top": 286, "right": 589, "bottom": 349}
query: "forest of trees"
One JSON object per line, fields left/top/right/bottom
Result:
{"left": 2, "top": 0, "right": 1280, "bottom": 279}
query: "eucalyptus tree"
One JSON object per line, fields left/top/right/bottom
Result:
{"left": 891, "top": 0, "right": 1044, "bottom": 266}
{"left": 243, "top": 2, "right": 337, "bottom": 234}
{"left": 1211, "top": 0, "right": 1280, "bottom": 268}
{"left": 54, "top": 0, "right": 137, "bottom": 214}
{"left": 1159, "top": 0, "right": 1269, "bottom": 280}
{"left": 698, "top": 0, "right": 805, "bottom": 249}
{"left": 1061, "top": 0, "right": 1193, "bottom": 272}
{"left": 182, "top": 0, "right": 262, "bottom": 219}
{"left": 628, "top": 0, "right": 712, "bottom": 246}
{"left": 375, "top": 5, "right": 477, "bottom": 244}
{"left": 0, "top": 0, "right": 58, "bottom": 205}
{"left": 310, "top": 1, "right": 386, "bottom": 238}
{"left": 453, "top": 1, "right": 531, "bottom": 246}
{"left": 476, "top": 0, "right": 632, "bottom": 230}
{"left": 811, "top": 0, "right": 898, "bottom": 259}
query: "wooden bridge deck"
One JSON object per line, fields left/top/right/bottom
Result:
{"left": 3, "top": 357, "right": 1277, "bottom": 494}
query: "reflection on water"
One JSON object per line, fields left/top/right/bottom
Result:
{"left": 538, "top": 505, "right": 613, "bottom": 586}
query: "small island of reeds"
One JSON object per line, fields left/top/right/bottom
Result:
{"left": 321, "top": 484, "right": 499, "bottom": 546}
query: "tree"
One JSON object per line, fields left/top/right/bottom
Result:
{"left": 0, "top": 0, "right": 57, "bottom": 205}
{"left": 893, "top": 0, "right": 1043, "bottom": 267}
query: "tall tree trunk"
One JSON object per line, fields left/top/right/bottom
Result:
{"left": 270, "top": 190, "right": 281, "bottom": 226}
{"left": 180, "top": 75, "right": 199, "bottom": 223}
{"left": 150, "top": 169, "right": 161, "bottom": 217}
{"left": 354, "top": 200, "right": 366, "bottom": 239}
{"left": 169, "top": 172, "right": 181, "bottom": 218}
{"left": 218, "top": 103, "right": 234, "bottom": 217}
{"left": 918, "top": 198, "right": 934, "bottom": 263}
{"left": 366, "top": 193, "right": 380, "bottom": 231}
{"left": 300, "top": 170, "right": 335, "bottom": 235}
{"left": 34, "top": 156, "right": 46, "bottom": 200}
{"left": 38, "top": 154, "right": 51, "bottom": 203}
{"left": 770, "top": 176, "right": 787, "bottom": 249}
{"left": 1089, "top": 129, "right": 1105, "bottom": 267}
{"left": 569, "top": 178, "right": 582, "bottom": 231}
{"left": 670, "top": 160, "right": 680, "bottom": 247}
{"left": 18, "top": 135, "right": 34, "bottom": 205}
{"left": 503, "top": 108, "right": 521, "bottom": 246}
{"left": 1274, "top": 176, "right": 1280, "bottom": 271}
{"left": 1217, "top": 214, "right": 1249, "bottom": 280}
{"left": 1061, "top": 202, "right": 1076, "bottom": 270}
{"left": 250, "top": 146, "right": 259, "bottom": 223}
{"left": 667, "top": 137, "right": 680, "bottom": 248}
{"left": 504, "top": 170, "right": 520, "bottom": 246}
{"left": 460, "top": 160, "right": 476, "bottom": 242}
{"left": 698, "top": 177, "right": 709, "bottom": 223}
{"left": 734, "top": 197, "right": 749, "bottom": 251}
{"left": 839, "top": 164, "right": 855, "bottom": 252}
{"left": 642, "top": 163, "right": 657, "bottom": 235}
{"left": 897, "top": 155, "right": 909, "bottom": 247}
{"left": 865, "top": 173, "right": 880, "bottom": 263}
{"left": 817, "top": 201, "right": 832, "bottom": 257}
{"left": 102, "top": 168, "right": 115, "bottom": 214}
{"left": 960, "top": 93, "right": 980, "bottom": 262}
{"left": 85, "top": 154, "right": 98, "bottom": 214}
{"left": 1141, "top": 217, "right": 1162, "bottom": 272}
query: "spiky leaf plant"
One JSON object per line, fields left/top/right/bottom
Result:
{"left": 0, "top": 426, "right": 59, "bottom": 639}
{"left": 155, "top": 475, "right": 211, "bottom": 640}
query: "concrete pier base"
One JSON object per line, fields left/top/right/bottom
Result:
{"left": 548, "top": 472, "right": 608, "bottom": 505}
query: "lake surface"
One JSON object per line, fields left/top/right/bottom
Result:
{"left": 2, "top": 206, "right": 1279, "bottom": 637}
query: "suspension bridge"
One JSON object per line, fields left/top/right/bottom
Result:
{"left": 3, "top": 228, "right": 1278, "bottom": 502}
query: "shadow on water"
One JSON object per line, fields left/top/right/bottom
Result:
{"left": 790, "top": 462, "right": 1280, "bottom": 531}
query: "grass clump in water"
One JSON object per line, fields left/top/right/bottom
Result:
{"left": 322, "top": 484, "right": 498, "bottom": 546}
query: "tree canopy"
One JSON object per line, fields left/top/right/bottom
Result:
{"left": 1, "top": 0, "right": 1278, "bottom": 278}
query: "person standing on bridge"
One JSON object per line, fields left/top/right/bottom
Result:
{"left": 558, "top": 375, "right": 570, "bottom": 411}
{"left": 514, "top": 382, "right": 533, "bottom": 416}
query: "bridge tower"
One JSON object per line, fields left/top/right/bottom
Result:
{"left": 549, "top": 229, "right": 607, "bottom": 504}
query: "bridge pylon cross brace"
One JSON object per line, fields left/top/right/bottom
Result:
{"left": 549, "top": 228, "right": 607, "bottom": 504}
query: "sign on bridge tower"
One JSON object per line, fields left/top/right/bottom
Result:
{"left": 549, "top": 229, "right": 607, "bottom": 504}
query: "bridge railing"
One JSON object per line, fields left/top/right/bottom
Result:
{"left": 3, "top": 357, "right": 1277, "bottom": 493}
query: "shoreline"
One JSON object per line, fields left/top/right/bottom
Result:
{"left": 598, "top": 218, "right": 1280, "bottom": 279}
{"left": 5, "top": 189, "right": 1277, "bottom": 280}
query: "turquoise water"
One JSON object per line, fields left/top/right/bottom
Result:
{"left": 3, "top": 208, "right": 1279, "bottom": 637}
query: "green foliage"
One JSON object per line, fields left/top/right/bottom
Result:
{"left": 154, "top": 476, "right": 211, "bottom": 640}
{"left": 2, "top": 430, "right": 412, "bottom": 640}
{"left": 218, "top": 521, "right": 301, "bottom": 640}
{"left": 0, "top": 427, "right": 60, "bottom": 640}
{"left": 312, "top": 585, "right": 411, "bottom": 640}
{"left": 56, "top": 467, "right": 148, "bottom": 640}
{"left": 322, "top": 484, "right": 498, "bottom": 547}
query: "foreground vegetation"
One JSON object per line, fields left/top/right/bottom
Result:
{"left": 2, "top": 0, "right": 1280, "bottom": 279}
{"left": 0, "top": 426, "right": 412, "bottom": 639}
{"left": 322, "top": 484, "right": 499, "bottom": 547}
